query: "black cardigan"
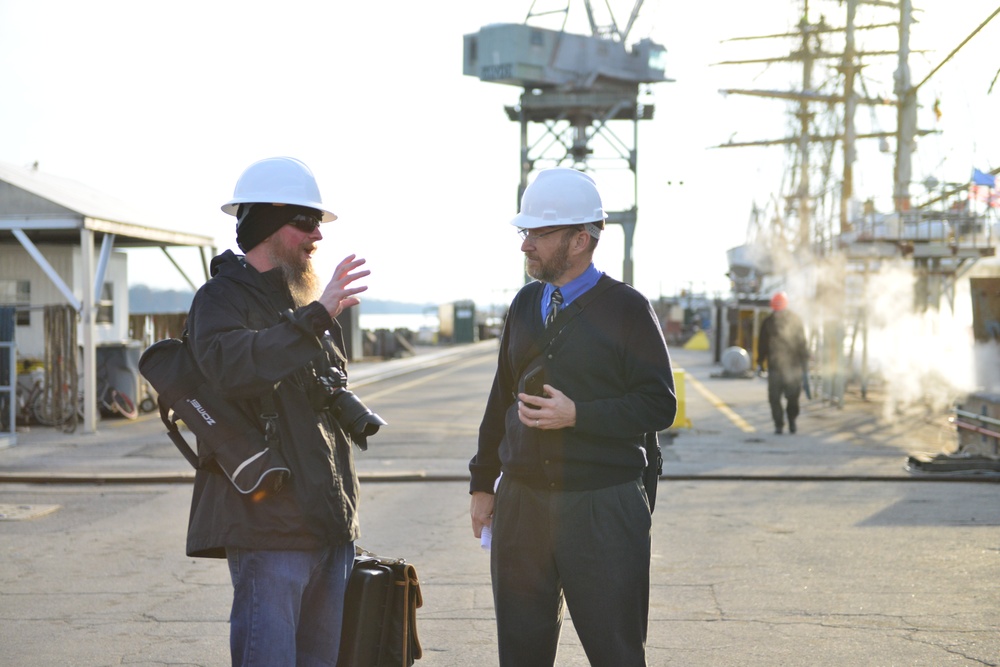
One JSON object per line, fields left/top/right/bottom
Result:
{"left": 470, "top": 275, "right": 677, "bottom": 493}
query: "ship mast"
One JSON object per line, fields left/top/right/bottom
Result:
{"left": 717, "top": 0, "right": 998, "bottom": 406}
{"left": 716, "top": 0, "right": 902, "bottom": 257}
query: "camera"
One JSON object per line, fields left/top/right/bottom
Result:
{"left": 315, "top": 368, "right": 387, "bottom": 450}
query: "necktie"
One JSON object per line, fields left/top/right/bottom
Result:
{"left": 545, "top": 288, "right": 563, "bottom": 328}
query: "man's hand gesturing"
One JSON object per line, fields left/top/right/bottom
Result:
{"left": 319, "top": 254, "right": 370, "bottom": 319}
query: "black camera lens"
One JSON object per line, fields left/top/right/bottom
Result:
{"left": 329, "top": 389, "right": 387, "bottom": 450}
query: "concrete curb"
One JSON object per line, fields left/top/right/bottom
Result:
{"left": 4, "top": 470, "right": 997, "bottom": 486}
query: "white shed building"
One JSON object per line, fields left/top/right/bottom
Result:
{"left": 0, "top": 161, "right": 215, "bottom": 442}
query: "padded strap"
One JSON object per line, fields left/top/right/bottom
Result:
{"left": 158, "top": 399, "right": 201, "bottom": 469}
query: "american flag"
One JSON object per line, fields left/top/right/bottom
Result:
{"left": 969, "top": 168, "right": 1000, "bottom": 207}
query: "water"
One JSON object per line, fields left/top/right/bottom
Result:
{"left": 359, "top": 313, "right": 439, "bottom": 332}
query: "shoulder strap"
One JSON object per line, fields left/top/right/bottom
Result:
{"left": 515, "top": 275, "right": 622, "bottom": 383}
{"left": 537, "top": 275, "right": 619, "bottom": 350}
{"left": 159, "top": 401, "right": 202, "bottom": 469}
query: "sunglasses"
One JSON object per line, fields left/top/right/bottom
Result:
{"left": 286, "top": 214, "right": 322, "bottom": 233}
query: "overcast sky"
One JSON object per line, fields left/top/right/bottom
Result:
{"left": 2, "top": 0, "right": 998, "bottom": 307}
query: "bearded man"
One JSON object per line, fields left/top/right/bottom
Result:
{"left": 469, "top": 168, "right": 676, "bottom": 667}
{"left": 185, "top": 157, "right": 371, "bottom": 667}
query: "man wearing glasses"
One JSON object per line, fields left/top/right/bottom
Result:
{"left": 185, "top": 157, "right": 370, "bottom": 666}
{"left": 469, "top": 167, "right": 677, "bottom": 666}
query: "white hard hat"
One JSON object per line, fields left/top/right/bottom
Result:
{"left": 510, "top": 167, "right": 606, "bottom": 230}
{"left": 221, "top": 157, "right": 337, "bottom": 222}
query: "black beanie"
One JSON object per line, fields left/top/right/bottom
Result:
{"left": 236, "top": 203, "right": 321, "bottom": 252}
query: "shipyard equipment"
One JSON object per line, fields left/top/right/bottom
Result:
{"left": 463, "top": 22, "right": 667, "bottom": 90}
{"left": 717, "top": 0, "right": 996, "bottom": 410}
{"left": 463, "top": 1, "right": 671, "bottom": 284}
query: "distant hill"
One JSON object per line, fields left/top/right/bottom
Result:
{"left": 129, "top": 286, "right": 194, "bottom": 314}
{"left": 129, "top": 286, "right": 434, "bottom": 315}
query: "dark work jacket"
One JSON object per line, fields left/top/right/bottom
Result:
{"left": 469, "top": 275, "right": 677, "bottom": 493}
{"left": 757, "top": 310, "right": 809, "bottom": 384}
{"left": 184, "top": 250, "right": 360, "bottom": 558}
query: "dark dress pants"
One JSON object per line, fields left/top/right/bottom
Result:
{"left": 767, "top": 366, "right": 802, "bottom": 429}
{"left": 490, "top": 475, "right": 651, "bottom": 667}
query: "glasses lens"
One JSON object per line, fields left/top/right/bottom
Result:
{"left": 519, "top": 227, "right": 569, "bottom": 242}
{"left": 289, "top": 215, "right": 321, "bottom": 233}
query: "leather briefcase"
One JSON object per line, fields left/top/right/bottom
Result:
{"left": 338, "top": 547, "right": 423, "bottom": 667}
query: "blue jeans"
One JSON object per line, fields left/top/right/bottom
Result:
{"left": 226, "top": 543, "right": 355, "bottom": 667}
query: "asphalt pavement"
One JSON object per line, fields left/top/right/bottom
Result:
{"left": 1, "top": 341, "right": 998, "bottom": 666}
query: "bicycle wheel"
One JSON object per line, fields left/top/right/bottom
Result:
{"left": 111, "top": 390, "right": 138, "bottom": 420}
{"left": 31, "top": 389, "right": 77, "bottom": 426}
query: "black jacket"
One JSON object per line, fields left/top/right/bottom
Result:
{"left": 757, "top": 310, "right": 809, "bottom": 382}
{"left": 184, "top": 250, "right": 360, "bottom": 558}
{"left": 470, "top": 275, "right": 677, "bottom": 493}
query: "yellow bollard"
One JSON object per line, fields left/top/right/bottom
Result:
{"left": 670, "top": 369, "right": 692, "bottom": 429}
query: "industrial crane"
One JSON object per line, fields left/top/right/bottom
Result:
{"left": 463, "top": 0, "right": 671, "bottom": 284}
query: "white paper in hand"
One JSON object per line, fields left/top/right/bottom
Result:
{"left": 480, "top": 474, "right": 501, "bottom": 551}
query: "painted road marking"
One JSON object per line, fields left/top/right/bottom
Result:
{"left": 361, "top": 356, "right": 489, "bottom": 401}
{"left": 684, "top": 373, "right": 757, "bottom": 433}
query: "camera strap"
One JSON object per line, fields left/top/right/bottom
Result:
{"left": 513, "top": 275, "right": 622, "bottom": 389}
{"left": 260, "top": 392, "right": 280, "bottom": 445}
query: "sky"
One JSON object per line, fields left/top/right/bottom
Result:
{"left": 2, "top": 0, "right": 999, "bottom": 309}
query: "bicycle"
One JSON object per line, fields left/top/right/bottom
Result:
{"left": 21, "top": 368, "right": 138, "bottom": 425}
{"left": 31, "top": 380, "right": 83, "bottom": 427}
{"left": 98, "top": 376, "right": 138, "bottom": 420}
{"left": 14, "top": 374, "right": 45, "bottom": 426}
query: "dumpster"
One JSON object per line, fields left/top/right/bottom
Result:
{"left": 97, "top": 341, "right": 144, "bottom": 416}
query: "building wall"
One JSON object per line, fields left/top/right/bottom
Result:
{"left": 0, "top": 243, "right": 129, "bottom": 359}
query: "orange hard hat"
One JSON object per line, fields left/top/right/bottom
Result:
{"left": 770, "top": 291, "right": 788, "bottom": 311}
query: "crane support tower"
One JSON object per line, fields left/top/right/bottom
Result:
{"left": 463, "top": 1, "right": 671, "bottom": 284}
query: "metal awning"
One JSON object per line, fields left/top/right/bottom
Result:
{"left": 0, "top": 215, "right": 215, "bottom": 248}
